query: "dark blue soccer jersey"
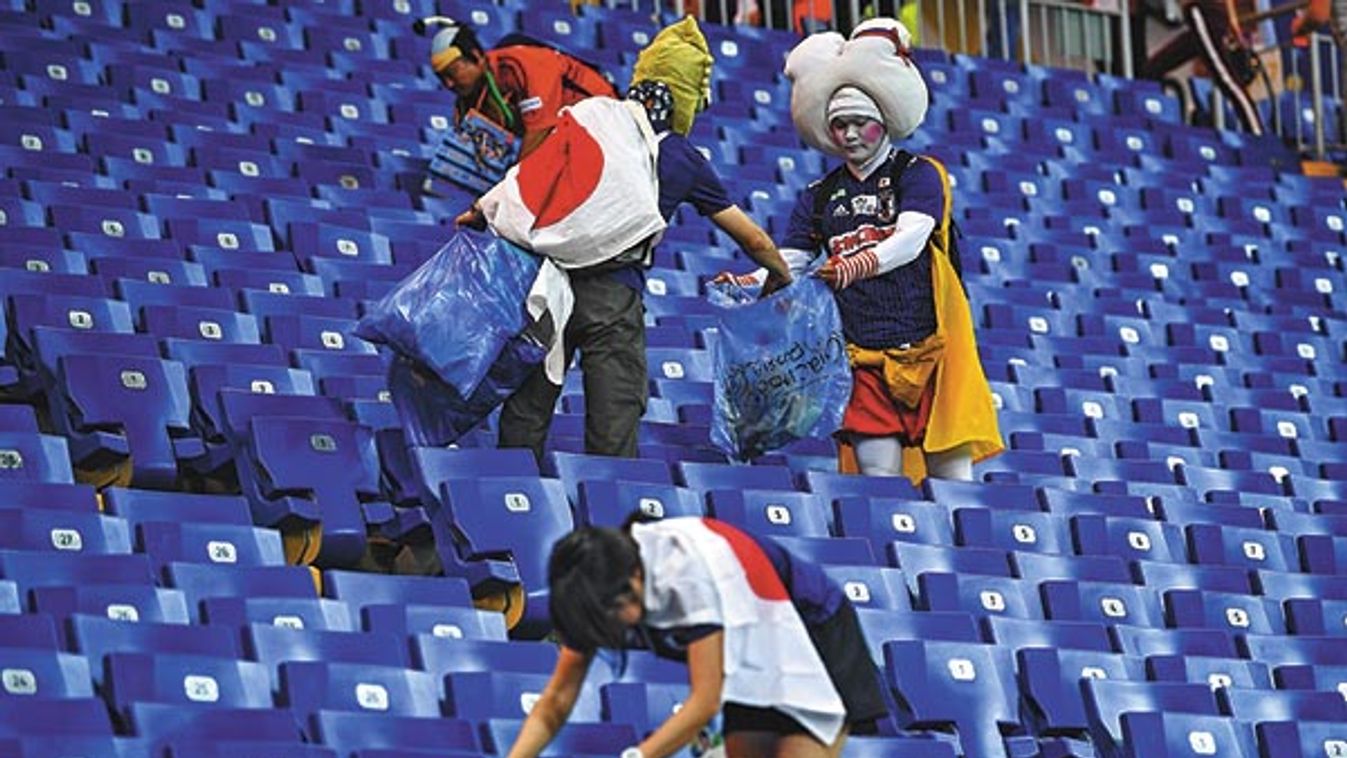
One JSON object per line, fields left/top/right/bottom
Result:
{"left": 782, "top": 150, "right": 945, "bottom": 349}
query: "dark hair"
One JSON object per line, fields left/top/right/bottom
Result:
{"left": 547, "top": 527, "right": 643, "bottom": 654}
{"left": 451, "top": 25, "right": 484, "bottom": 59}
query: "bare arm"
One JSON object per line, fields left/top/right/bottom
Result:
{"left": 710, "top": 206, "right": 793, "bottom": 295}
{"left": 506, "top": 646, "right": 593, "bottom": 758}
{"left": 634, "top": 630, "right": 725, "bottom": 758}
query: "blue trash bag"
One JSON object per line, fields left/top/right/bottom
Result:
{"left": 355, "top": 231, "right": 541, "bottom": 398}
{"left": 708, "top": 275, "right": 852, "bottom": 461}
{"left": 355, "top": 231, "right": 550, "bottom": 446}
{"left": 386, "top": 333, "right": 547, "bottom": 447}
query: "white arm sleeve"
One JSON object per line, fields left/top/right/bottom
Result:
{"left": 870, "top": 211, "right": 937, "bottom": 275}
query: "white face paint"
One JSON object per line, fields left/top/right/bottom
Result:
{"left": 829, "top": 116, "right": 887, "bottom": 166}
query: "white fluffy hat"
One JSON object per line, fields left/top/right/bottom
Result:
{"left": 784, "top": 18, "right": 929, "bottom": 157}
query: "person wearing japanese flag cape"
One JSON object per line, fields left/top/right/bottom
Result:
{"left": 721, "top": 18, "right": 1003, "bottom": 485}
{"left": 504, "top": 517, "right": 888, "bottom": 758}
{"left": 463, "top": 17, "right": 793, "bottom": 464}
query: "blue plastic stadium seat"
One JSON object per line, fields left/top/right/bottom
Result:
{"left": 1120, "top": 711, "right": 1257, "bottom": 758}
{"left": 0, "top": 698, "right": 114, "bottom": 739}
{"left": 322, "top": 570, "right": 472, "bottom": 615}
{"left": 431, "top": 475, "right": 572, "bottom": 634}
{"left": 30, "top": 582, "right": 189, "bottom": 625}
{"left": 954, "top": 507, "right": 1071, "bottom": 555}
{"left": 1071, "top": 514, "right": 1188, "bottom": 563}
{"left": 218, "top": 390, "right": 381, "bottom": 565}
{"left": 218, "top": 267, "right": 325, "bottom": 297}
{"left": 69, "top": 615, "right": 241, "bottom": 690}
{"left": 245, "top": 624, "right": 408, "bottom": 686}
{"left": 822, "top": 565, "right": 911, "bottom": 612}
{"left": 412, "top": 636, "right": 559, "bottom": 683}
{"left": 575, "top": 479, "right": 704, "bottom": 527}
{"left": 1083, "top": 679, "right": 1221, "bottom": 757}
{"left": 264, "top": 314, "right": 376, "bottom": 354}
{"left": 0, "top": 431, "right": 76, "bottom": 484}
{"left": 50, "top": 353, "right": 197, "bottom": 489}
{"left": 309, "top": 711, "right": 480, "bottom": 757}
{"left": 1039, "top": 579, "right": 1164, "bottom": 628}
{"left": 1300, "top": 533, "right": 1347, "bottom": 574}
{"left": 803, "top": 470, "right": 924, "bottom": 505}
{"left": 1013, "top": 552, "right": 1132, "bottom": 587}
{"left": 104, "top": 651, "right": 272, "bottom": 719}
{"left": 140, "top": 305, "right": 262, "bottom": 344}
{"left": 1018, "top": 647, "right": 1146, "bottom": 733}
{"left": 201, "top": 596, "right": 357, "bottom": 633}
{"left": 1186, "top": 523, "right": 1298, "bottom": 572}
{"left": 165, "top": 563, "right": 319, "bottom": 623}
{"left": 883, "top": 639, "right": 1020, "bottom": 758}
{"left": 890, "top": 543, "right": 1012, "bottom": 588}
{"left": 362, "top": 603, "right": 507, "bottom": 641}
{"left": 1256, "top": 720, "right": 1347, "bottom": 758}
{"left": 544, "top": 450, "right": 671, "bottom": 506}
{"left": 919, "top": 571, "right": 1041, "bottom": 621}
{"left": 117, "top": 280, "right": 235, "bottom": 314}
{"left": 124, "top": 702, "right": 305, "bottom": 749}
{"left": 1165, "top": 588, "right": 1285, "bottom": 635}
{"left": 483, "top": 718, "right": 638, "bottom": 757}
{"left": 706, "top": 489, "right": 830, "bottom": 538}
{"left": 281, "top": 660, "right": 441, "bottom": 733}
{"left": 137, "top": 521, "right": 286, "bottom": 570}
{"left": 0, "top": 648, "right": 92, "bottom": 699}
{"left": 447, "top": 670, "right": 602, "bottom": 722}
{"left": 834, "top": 497, "right": 956, "bottom": 551}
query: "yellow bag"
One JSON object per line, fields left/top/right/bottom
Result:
{"left": 631, "top": 16, "right": 713, "bottom": 136}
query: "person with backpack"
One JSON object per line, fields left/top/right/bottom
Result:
{"left": 721, "top": 19, "right": 1002, "bottom": 483}
{"left": 423, "top": 18, "right": 618, "bottom": 159}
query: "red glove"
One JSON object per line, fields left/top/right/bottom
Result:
{"left": 821, "top": 249, "right": 879, "bottom": 290}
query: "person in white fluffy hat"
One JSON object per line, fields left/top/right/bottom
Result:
{"left": 725, "top": 18, "right": 1003, "bottom": 485}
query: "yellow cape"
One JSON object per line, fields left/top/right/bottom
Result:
{"left": 839, "top": 155, "right": 1004, "bottom": 484}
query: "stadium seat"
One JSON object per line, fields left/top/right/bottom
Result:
{"left": 575, "top": 479, "right": 704, "bottom": 527}
{"left": 104, "top": 652, "right": 272, "bottom": 718}
{"left": 883, "top": 639, "right": 1021, "bottom": 758}
{"left": 201, "top": 596, "right": 357, "bottom": 633}
{"left": 1119, "top": 711, "right": 1257, "bottom": 758}
{"left": 165, "top": 563, "right": 319, "bottom": 623}
{"left": 308, "top": 711, "right": 480, "bottom": 757}
{"left": 482, "top": 718, "right": 638, "bottom": 757}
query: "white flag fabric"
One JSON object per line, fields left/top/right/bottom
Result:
{"left": 479, "top": 97, "right": 666, "bottom": 270}
{"left": 631, "top": 518, "right": 848, "bottom": 745}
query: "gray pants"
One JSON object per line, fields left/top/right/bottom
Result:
{"left": 498, "top": 274, "right": 647, "bottom": 462}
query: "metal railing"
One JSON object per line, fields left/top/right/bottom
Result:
{"left": 1265, "top": 31, "right": 1344, "bottom": 159}
{"left": 635, "top": 0, "right": 1344, "bottom": 161}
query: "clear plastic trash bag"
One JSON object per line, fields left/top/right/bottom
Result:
{"left": 708, "top": 275, "right": 852, "bottom": 461}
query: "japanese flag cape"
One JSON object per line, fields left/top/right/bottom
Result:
{"left": 630, "top": 518, "right": 847, "bottom": 744}
{"left": 478, "top": 97, "right": 666, "bottom": 269}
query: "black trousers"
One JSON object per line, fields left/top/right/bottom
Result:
{"left": 497, "top": 274, "right": 647, "bottom": 463}
{"left": 1141, "top": 0, "right": 1266, "bottom": 135}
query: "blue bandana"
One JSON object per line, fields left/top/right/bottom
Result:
{"left": 627, "top": 80, "right": 675, "bottom": 133}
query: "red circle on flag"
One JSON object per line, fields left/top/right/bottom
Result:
{"left": 518, "top": 113, "right": 605, "bottom": 230}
